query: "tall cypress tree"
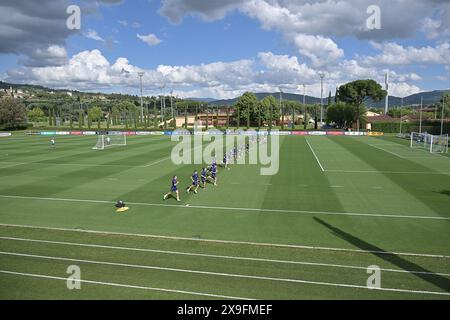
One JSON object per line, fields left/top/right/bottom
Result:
{"left": 246, "top": 105, "right": 250, "bottom": 130}
{"left": 205, "top": 105, "right": 209, "bottom": 130}
{"left": 48, "top": 107, "right": 52, "bottom": 126}
{"left": 292, "top": 105, "right": 295, "bottom": 129}
{"left": 153, "top": 101, "right": 158, "bottom": 128}
{"left": 216, "top": 106, "right": 220, "bottom": 128}
{"left": 269, "top": 102, "right": 273, "bottom": 131}
{"left": 185, "top": 104, "right": 188, "bottom": 129}
{"left": 106, "top": 108, "right": 110, "bottom": 130}
{"left": 258, "top": 104, "right": 261, "bottom": 130}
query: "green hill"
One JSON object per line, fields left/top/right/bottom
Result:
{"left": 210, "top": 90, "right": 448, "bottom": 108}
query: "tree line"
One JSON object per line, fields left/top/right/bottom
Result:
{"left": 3, "top": 79, "right": 449, "bottom": 131}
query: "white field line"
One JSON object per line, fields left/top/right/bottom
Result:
{"left": 369, "top": 143, "right": 449, "bottom": 160}
{"left": 1, "top": 136, "right": 171, "bottom": 168}
{"left": 372, "top": 140, "right": 450, "bottom": 159}
{"left": 305, "top": 139, "right": 325, "bottom": 172}
{"left": 0, "top": 161, "right": 138, "bottom": 168}
{"left": 0, "top": 154, "right": 172, "bottom": 169}
{"left": 0, "top": 270, "right": 251, "bottom": 300}
{"left": 142, "top": 156, "right": 172, "bottom": 168}
{"left": 0, "top": 163, "right": 26, "bottom": 169}
{"left": 325, "top": 170, "right": 450, "bottom": 175}
{"left": 2, "top": 236, "right": 449, "bottom": 277}
{"left": 0, "top": 223, "right": 449, "bottom": 259}
{"left": 0, "top": 194, "right": 449, "bottom": 221}
{"left": 1, "top": 252, "right": 449, "bottom": 297}
{"left": 368, "top": 144, "right": 406, "bottom": 159}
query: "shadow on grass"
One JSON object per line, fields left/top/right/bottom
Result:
{"left": 436, "top": 190, "right": 450, "bottom": 197}
{"left": 314, "top": 217, "right": 450, "bottom": 293}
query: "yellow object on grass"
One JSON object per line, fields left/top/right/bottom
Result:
{"left": 116, "top": 207, "right": 129, "bottom": 213}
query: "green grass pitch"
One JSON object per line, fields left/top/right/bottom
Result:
{"left": 0, "top": 134, "right": 449, "bottom": 299}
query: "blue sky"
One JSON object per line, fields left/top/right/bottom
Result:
{"left": 0, "top": 0, "right": 448, "bottom": 99}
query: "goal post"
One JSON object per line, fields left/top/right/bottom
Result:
{"left": 430, "top": 134, "right": 449, "bottom": 154}
{"left": 93, "top": 133, "right": 127, "bottom": 150}
{"left": 410, "top": 132, "right": 448, "bottom": 153}
{"left": 410, "top": 132, "right": 427, "bottom": 149}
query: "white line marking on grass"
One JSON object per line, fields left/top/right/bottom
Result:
{"left": 305, "top": 139, "right": 325, "bottom": 172}
{"left": 1, "top": 252, "right": 449, "bottom": 297}
{"left": 2, "top": 236, "right": 449, "bottom": 277}
{"left": 0, "top": 270, "right": 251, "bottom": 300}
{"left": 0, "top": 194, "right": 448, "bottom": 221}
{"left": 142, "top": 156, "right": 172, "bottom": 168}
{"left": 0, "top": 154, "right": 172, "bottom": 169}
{"left": 0, "top": 163, "right": 25, "bottom": 169}
{"left": 0, "top": 161, "right": 139, "bottom": 168}
{"left": 325, "top": 170, "right": 450, "bottom": 175}
{"left": 368, "top": 144, "right": 406, "bottom": 159}
{"left": 0, "top": 223, "right": 449, "bottom": 259}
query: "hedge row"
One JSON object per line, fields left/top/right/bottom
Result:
{"left": 371, "top": 121, "right": 449, "bottom": 134}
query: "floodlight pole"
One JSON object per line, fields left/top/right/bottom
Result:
{"left": 170, "top": 90, "right": 174, "bottom": 122}
{"left": 441, "top": 93, "right": 445, "bottom": 136}
{"left": 159, "top": 82, "right": 167, "bottom": 122}
{"left": 279, "top": 87, "right": 283, "bottom": 127}
{"left": 319, "top": 73, "right": 325, "bottom": 125}
{"left": 419, "top": 96, "right": 423, "bottom": 134}
{"left": 385, "top": 72, "right": 389, "bottom": 114}
{"left": 138, "top": 72, "right": 145, "bottom": 123}
{"left": 303, "top": 84, "right": 306, "bottom": 128}
{"left": 400, "top": 97, "right": 403, "bottom": 135}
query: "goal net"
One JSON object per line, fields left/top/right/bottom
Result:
{"left": 429, "top": 134, "right": 449, "bottom": 154}
{"left": 410, "top": 132, "right": 428, "bottom": 149}
{"left": 93, "top": 133, "right": 127, "bottom": 150}
{"left": 410, "top": 132, "right": 448, "bottom": 153}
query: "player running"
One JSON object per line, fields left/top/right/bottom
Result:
{"left": 233, "top": 147, "right": 238, "bottom": 161}
{"left": 201, "top": 167, "right": 208, "bottom": 189}
{"left": 208, "top": 162, "right": 218, "bottom": 186}
{"left": 186, "top": 170, "right": 199, "bottom": 194}
{"left": 163, "top": 175, "right": 180, "bottom": 202}
{"left": 222, "top": 154, "right": 229, "bottom": 170}
{"left": 50, "top": 137, "right": 56, "bottom": 148}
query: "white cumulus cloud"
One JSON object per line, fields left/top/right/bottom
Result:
{"left": 4, "top": 49, "right": 425, "bottom": 99}
{"left": 137, "top": 33, "right": 162, "bottom": 46}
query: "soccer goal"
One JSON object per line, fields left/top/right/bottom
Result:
{"left": 93, "top": 133, "right": 127, "bottom": 150}
{"left": 429, "top": 134, "right": 449, "bottom": 154}
{"left": 410, "top": 132, "right": 428, "bottom": 149}
{"left": 410, "top": 132, "right": 448, "bottom": 153}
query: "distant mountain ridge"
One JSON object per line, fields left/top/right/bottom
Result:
{"left": 0, "top": 81, "right": 446, "bottom": 108}
{"left": 185, "top": 97, "right": 216, "bottom": 103}
{"left": 209, "top": 90, "right": 449, "bottom": 108}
